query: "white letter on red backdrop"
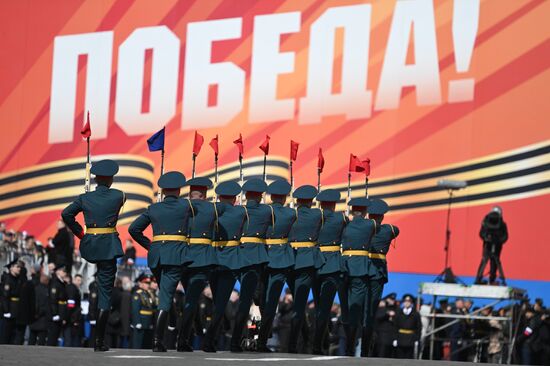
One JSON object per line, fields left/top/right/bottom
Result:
{"left": 375, "top": 0, "right": 441, "bottom": 110}
{"left": 249, "top": 12, "right": 300, "bottom": 123}
{"left": 299, "top": 4, "right": 372, "bottom": 124}
{"left": 115, "top": 26, "right": 180, "bottom": 135}
{"left": 182, "top": 18, "right": 245, "bottom": 129}
{"left": 49, "top": 31, "right": 113, "bottom": 143}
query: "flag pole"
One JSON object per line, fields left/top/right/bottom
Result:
{"left": 317, "top": 168, "right": 321, "bottom": 193}
{"left": 84, "top": 137, "right": 91, "bottom": 192}
{"left": 214, "top": 153, "right": 219, "bottom": 184}
{"left": 365, "top": 176, "right": 369, "bottom": 198}
{"left": 192, "top": 153, "right": 197, "bottom": 178}
{"left": 346, "top": 172, "right": 351, "bottom": 215}
{"left": 290, "top": 160, "right": 295, "bottom": 209}
{"left": 262, "top": 154, "right": 267, "bottom": 182}
{"left": 157, "top": 149, "right": 165, "bottom": 203}
{"left": 239, "top": 154, "right": 244, "bottom": 205}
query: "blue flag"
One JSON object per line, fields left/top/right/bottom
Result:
{"left": 147, "top": 127, "right": 165, "bottom": 152}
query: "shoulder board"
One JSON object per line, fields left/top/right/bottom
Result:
{"left": 136, "top": 289, "right": 142, "bottom": 293}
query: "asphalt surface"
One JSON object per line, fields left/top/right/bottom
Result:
{"left": 0, "top": 345, "right": 501, "bottom": 366}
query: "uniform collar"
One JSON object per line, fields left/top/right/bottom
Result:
{"left": 271, "top": 202, "right": 283, "bottom": 207}
{"left": 164, "top": 195, "right": 178, "bottom": 201}
{"left": 96, "top": 185, "right": 109, "bottom": 191}
{"left": 247, "top": 200, "right": 260, "bottom": 207}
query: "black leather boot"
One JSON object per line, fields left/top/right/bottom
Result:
{"left": 360, "top": 326, "right": 374, "bottom": 357}
{"left": 152, "top": 310, "right": 168, "bottom": 352}
{"left": 312, "top": 319, "right": 328, "bottom": 355}
{"left": 256, "top": 316, "right": 274, "bottom": 353}
{"left": 288, "top": 318, "right": 303, "bottom": 354}
{"left": 202, "top": 321, "right": 218, "bottom": 353}
{"left": 177, "top": 310, "right": 194, "bottom": 352}
{"left": 230, "top": 312, "right": 248, "bottom": 353}
{"left": 345, "top": 326, "right": 358, "bottom": 357}
{"left": 94, "top": 309, "right": 110, "bottom": 352}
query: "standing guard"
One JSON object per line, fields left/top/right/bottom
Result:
{"left": 47, "top": 264, "right": 68, "bottom": 346}
{"left": 131, "top": 273, "right": 155, "bottom": 349}
{"left": 394, "top": 294, "right": 421, "bottom": 359}
{"left": 1, "top": 259, "right": 22, "bottom": 344}
{"left": 340, "top": 197, "right": 376, "bottom": 356}
{"left": 362, "top": 198, "right": 400, "bottom": 356}
{"left": 61, "top": 159, "right": 125, "bottom": 351}
{"left": 287, "top": 185, "right": 324, "bottom": 353}
{"left": 230, "top": 178, "right": 272, "bottom": 353}
{"left": 178, "top": 177, "right": 217, "bottom": 352}
{"left": 128, "top": 171, "right": 193, "bottom": 351}
{"left": 203, "top": 181, "right": 246, "bottom": 353}
{"left": 312, "top": 189, "right": 348, "bottom": 355}
{"left": 257, "top": 179, "right": 296, "bottom": 353}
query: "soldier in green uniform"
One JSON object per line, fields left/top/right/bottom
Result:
{"left": 61, "top": 159, "right": 125, "bottom": 351}
{"left": 287, "top": 184, "right": 324, "bottom": 354}
{"left": 230, "top": 178, "right": 272, "bottom": 353}
{"left": 361, "top": 198, "right": 399, "bottom": 357}
{"left": 131, "top": 273, "right": 155, "bottom": 349}
{"left": 257, "top": 179, "right": 296, "bottom": 353}
{"left": 177, "top": 177, "right": 218, "bottom": 352}
{"left": 202, "top": 181, "right": 246, "bottom": 352}
{"left": 340, "top": 197, "right": 376, "bottom": 356}
{"left": 128, "top": 171, "right": 194, "bottom": 352}
{"left": 312, "top": 189, "right": 348, "bottom": 355}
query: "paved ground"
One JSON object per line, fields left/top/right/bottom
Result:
{"left": 0, "top": 345, "right": 500, "bottom": 366}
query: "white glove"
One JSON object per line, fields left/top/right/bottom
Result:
{"left": 167, "top": 326, "right": 176, "bottom": 331}
{"left": 136, "top": 323, "right": 142, "bottom": 329}
{"left": 52, "top": 315, "right": 61, "bottom": 322}
{"left": 89, "top": 320, "right": 96, "bottom": 325}
{"left": 3, "top": 313, "right": 11, "bottom": 319}
{"left": 392, "top": 340, "right": 398, "bottom": 347}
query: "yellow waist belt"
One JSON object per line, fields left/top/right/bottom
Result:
{"left": 240, "top": 237, "right": 266, "bottom": 244}
{"left": 86, "top": 227, "right": 117, "bottom": 235}
{"left": 319, "top": 245, "right": 341, "bottom": 252}
{"left": 188, "top": 238, "right": 212, "bottom": 245}
{"left": 152, "top": 235, "right": 188, "bottom": 243}
{"left": 212, "top": 240, "right": 240, "bottom": 248}
{"left": 342, "top": 249, "right": 370, "bottom": 256}
{"left": 10, "top": 297, "right": 19, "bottom": 302}
{"left": 291, "top": 241, "right": 316, "bottom": 249}
{"left": 369, "top": 253, "right": 387, "bottom": 260}
{"left": 139, "top": 310, "right": 153, "bottom": 316}
{"left": 58, "top": 300, "right": 67, "bottom": 305}
{"left": 265, "top": 238, "right": 288, "bottom": 245}
{"left": 399, "top": 329, "right": 415, "bottom": 335}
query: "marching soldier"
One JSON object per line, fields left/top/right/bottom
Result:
{"left": 202, "top": 181, "right": 246, "bottom": 352}
{"left": 131, "top": 273, "right": 155, "bottom": 349}
{"left": 257, "top": 179, "right": 296, "bottom": 353}
{"left": 361, "top": 198, "right": 400, "bottom": 356}
{"left": 178, "top": 177, "right": 218, "bottom": 352}
{"left": 340, "top": 197, "right": 376, "bottom": 356}
{"left": 1, "top": 259, "right": 22, "bottom": 344}
{"left": 287, "top": 184, "right": 324, "bottom": 354}
{"left": 47, "top": 264, "right": 69, "bottom": 346}
{"left": 394, "top": 294, "right": 422, "bottom": 359}
{"left": 61, "top": 159, "right": 125, "bottom": 351}
{"left": 230, "top": 178, "right": 272, "bottom": 353}
{"left": 128, "top": 171, "right": 194, "bottom": 352}
{"left": 312, "top": 189, "right": 348, "bottom": 355}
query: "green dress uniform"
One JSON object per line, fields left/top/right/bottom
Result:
{"left": 61, "top": 159, "right": 124, "bottom": 351}
{"left": 340, "top": 197, "right": 376, "bottom": 356}
{"left": 131, "top": 274, "right": 155, "bottom": 349}
{"left": 287, "top": 185, "right": 324, "bottom": 354}
{"left": 202, "top": 181, "right": 246, "bottom": 352}
{"left": 128, "top": 171, "right": 193, "bottom": 352}
{"left": 178, "top": 177, "right": 218, "bottom": 352}
{"left": 361, "top": 198, "right": 400, "bottom": 357}
{"left": 230, "top": 178, "right": 272, "bottom": 352}
{"left": 257, "top": 180, "right": 296, "bottom": 352}
{"left": 312, "top": 189, "right": 348, "bottom": 354}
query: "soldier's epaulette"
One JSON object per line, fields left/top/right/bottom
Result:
{"left": 136, "top": 289, "right": 142, "bottom": 293}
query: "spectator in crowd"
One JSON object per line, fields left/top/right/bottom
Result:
{"left": 374, "top": 293, "right": 398, "bottom": 358}
{"left": 449, "top": 298, "right": 469, "bottom": 361}
{"left": 29, "top": 273, "right": 50, "bottom": 345}
{"left": 64, "top": 274, "right": 83, "bottom": 347}
{"left": 87, "top": 272, "right": 99, "bottom": 347}
{"left": 119, "top": 276, "right": 133, "bottom": 348}
{"left": 105, "top": 278, "right": 123, "bottom": 348}
{"left": 276, "top": 290, "right": 293, "bottom": 353}
{"left": 121, "top": 239, "right": 136, "bottom": 268}
{"left": 51, "top": 221, "right": 74, "bottom": 275}
{"left": 1, "top": 259, "right": 23, "bottom": 344}
{"left": 47, "top": 264, "right": 68, "bottom": 346}
{"left": 15, "top": 261, "right": 36, "bottom": 345}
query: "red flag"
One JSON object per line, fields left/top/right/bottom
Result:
{"left": 209, "top": 135, "right": 219, "bottom": 155}
{"left": 233, "top": 134, "right": 244, "bottom": 156}
{"left": 193, "top": 131, "right": 204, "bottom": 156}
{"left": 290, "top": 140, "right": 299, "bottom": 161}
{"left": 259, "top": 135, "right": 270, "bottom": 155}
{"left": 363, "top": 158, "right": 371, "bottom": 176}
{"left": 318, "top": 148, "right": 325, "bottom": 173}
{"left": 349, "top": 154, "right": 365, "bottom": 173}
{"left": 81, "top": 111, "right": 91, "bottom": 139}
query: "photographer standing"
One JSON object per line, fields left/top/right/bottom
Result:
{"left": 475, "top": 206, "right": 508, "bottom": 285}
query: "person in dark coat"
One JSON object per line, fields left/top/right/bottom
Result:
{"left": 394, "top": 294, "right": 422, "bottom": 359}
{"left": 373, "top": 293, "right": 398, "bottom": 358}
{"left": 64, "top": 274, "right": 83, "bottom": 347}
{"left": 87, "top": 275, "right": 99, "bottom": 346}
{"left": 52, "top": 221, "right": 74, "bottom": 275}
{"left": 105, "top": 278, "right": 123, "bottom": 348}
{"left": 121, "top": 239, "right": 137, "bottom": 267}
{"left": 14, "top": 263, "right": 36, "bottom": 345}
{"left": 29, "top": 273, "right": 50, "bottom": 345}
{"left": 475, "top": 206, "right": 508, "bottom": 285}
{"left": 47, "top": 264, "right": 68, "bottom": 346}
{"left": 1, "top": 259, "right": 23, "bottom": 344}
{"left": 119, "top": 277, "right": 133, "bottom": 348}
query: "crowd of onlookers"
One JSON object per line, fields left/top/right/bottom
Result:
{"left": 1, "top": 221, "right": 549, "bottom": 364}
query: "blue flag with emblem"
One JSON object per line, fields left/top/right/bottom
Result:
{"left": 147, "top": 127, "right": 165, "bottom": 152}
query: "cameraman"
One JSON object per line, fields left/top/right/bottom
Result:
{"left": 475, "top": 206, "right": 508, "bottom": 285}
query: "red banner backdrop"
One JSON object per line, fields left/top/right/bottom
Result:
{"left": 0, "top": 0, "right": 549, "bottom": 281}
